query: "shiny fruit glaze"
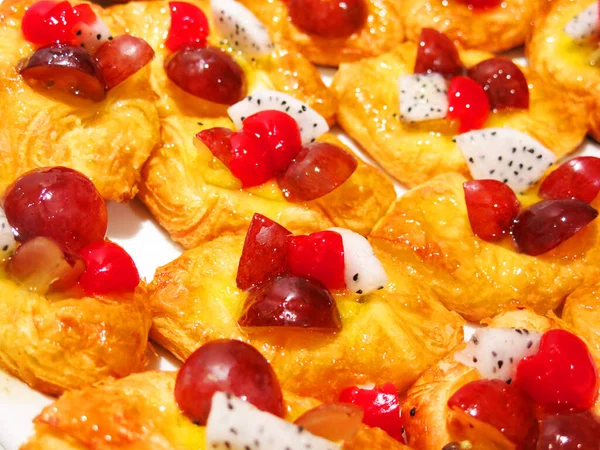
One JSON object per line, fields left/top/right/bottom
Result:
{"left": 238, "top": 276, "right": 342, "bottom": 330}
{"left": 414, "top": 28, "right": 464, "bottom": 79}
{"left": 294, "top": 403, "right": 364, "bottom": 442}
{"left": 277, "top": 142, "right": 358, "bottom": 202}
{"left": 7, "top": 236, "right": 84, "bottom": 294}
{"left": 463, "top": 180, "right": 520, "bottom": 242}
{"left": 539, "top": 156, "right": 600, "bottom": 203}
{"left": 467, "top": 58, "right": 529, "bottom": 110}
{"left": 165, "top": 1, "right": 209, "bottom": 52}
{"left": 447, "top": 76, "right": 490, "bottom": 133}
{"left": 537, "top": 412, "right": 600, "bottom": 449}
{"left": 164, "top": 46, "right": 245, "bottom": 105}
{"left": 19, "top": 44, "right": 106, "bottom": 102}
{"left": 4, "top": 167, "right": 107, "bottom": 253}
{"left": 174, "top": 339, "right": 285, "bottom": 425}
{"left": 236, "top": 213, "right": 291, "bottom": 291}
{"left": 516, "top": 329, "right": 599, "bottom": 412}
{"left": 287, "top": 230, "right": 345, "bottom": 289}
{"left": 78, "top": 241, "right": 140, "bottom": 295}
{"left": 339, "top": 383, "right": 404, "bottom": 442}
{"left": 455, "top": 0, "right": 503, "bottom": 10}
{"left": 95, "top": 35, "right": 155, "bottom": 90}
{"left": 288, "top": 0, "right": 367, "bottom": 38}
{"left": 196, "top": 127, "right": 234, "bottom": 165}
{"left": 447, "top": 379, "right": 538, "bottom": 449}
{"left": 512, "top": 199, "right": 598, "bottom": 256}
{"left": 242, "top": 111, "right": 303, "bottom": 172}
{"left": 229, "top": 131, "right": 275, "bottom": 187}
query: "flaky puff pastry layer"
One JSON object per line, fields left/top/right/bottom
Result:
{"left": 332, "top": 43, "right": 588, "bottom": 188}
{"left": 563, "top": 279, "right": 600, "bottom": 362}
{"left": 22, "top": 371, "right": 410, "bottom": 450}
{"left": 369, "top": 172, "right": 600, "bottom": 322}
{"left": 243, "top": 0, "right": 403, "bottom": 67}
{"left": 141, "top": 233, "right": 464, "bottom": 402}
{"left": 400, "top": 0, "right": 549, "bottom": 53}
{"left": 401, "top": 309, "right": 600, "bottom": 450}
{"left": 528, "top": 0, "right": 600, "bottom": 141}
{"left": 0, "top": 0, "right": 160, "bottom": 202}
{"left": 139, "top": 116, "right": 396, "bottom": 248}
{"left": 0, "top": 275, "right": 151, "bottom": 396}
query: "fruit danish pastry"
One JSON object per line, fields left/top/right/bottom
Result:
{"left": 141, "top": 213, "right": 464, "bottom": 402}
{"left": 0, "top": 0, "right": 160, "bottom": 201}
{"left": 401, "top": 309, "right": 600, "bottom": 449}
{"left": 242, "top": 0, "right": 403, "bottom": 66}
{"left": 400, "top": 0, "right": 548, "bottom": 53}
{"left": 528, "top": 0, "right": 600, "bottom": 141}
{"left": 0, "top": 167, "right": 150, "bottom": 396}
{"left": 563, "top": 279, "right": 600, "bottom": 361}
{"left": 23, "top": 340, "right": 410, "bottom": 450}
{"left": 370, "top": 155, "right": 600, "bottom": 321}
{"left": 332, "top": 29, "right": 588, "bottom": 188}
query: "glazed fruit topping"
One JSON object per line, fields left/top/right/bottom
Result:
{"left": 539, "top": 156, "right": 600, "bottom": 204}
{"left": 512, "top": 199, "right": 598, "bottom": 256}
{"left": 288, "top": 0, "right": 368, "bottom": 38}
{"left": 339, "top": 383, "right": 404, "bottom": 442}
{"left": 463, "top": 180, "right": 520, "bottom": 241}
{"left": 287, "top": 231, "right": 345, "bottom": 290}
{"left": 95, "top": 35, "right": 155, "bottom": 90}
{"left": 165, "top": 46, "right": 245, "bottom": 105}
{"left": 294, "top": 403, "right": 364, "bottom": 442}
{"left": 537, "top": 412, "right": 600, "bottom": 449}
{"left": 447, "top": 379, "right": 538, "bottom": 449}
{"left": 19, "top": 44, "right": 106, "bottom": 102}
{"left": 467, "top": 58, "right": 529, "bottom": 110}
{"left": 516, "top": 329, "right": 599, "bottom": 412}
{"left": 228, "top": 131, "right": 275, "bottom": 187}
{"left": 196, "top": 127, "right": 234, "bottom": 165}
{"left": 238, "top": 275, "right": 342, "bottom": 330}
{"left": 174, "top": 339, "right": 285, "bottom": 425}
{"left": 236, "top": 213, "right": 291, "bottom": 291}
{"left": 79, "top": 241, "right": 140, "bottom": 295}
{"left": 455, "top": 0, "right": 503, "bottom": 10}
{"left": 4, "top": 166, "right": 107, "bottom": 253}
{"left": 165, "top": 1, "right": 209, "bottom": 52}
{"left": 447, "top": 76, "right": 490, "bottom": 133}
{"left": 414, "top": 28, "right": 464, "bottom": 80}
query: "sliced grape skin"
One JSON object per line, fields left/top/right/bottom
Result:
{"left": 414, "top": 28, "right": 464, "bottom": 79}
{"left": 467, "top": 58, "right": 529, "bottom": 110}
{"left": 288, "top": 0, "right": 367, "bottom": 38}
{"left": 539, "top": 156, "right": 600, "bottom": 203}
{"left": 537, "top": 412, "right": 600, "bottom": 449}
{"left": 95, "top": 35, "right": 155, "bottom": 90}
{"left": 294, "top": 403, "right": 364, "bottom": 442}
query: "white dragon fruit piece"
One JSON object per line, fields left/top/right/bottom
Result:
{"left": 455, "top": 327, "right": 542, "bottom": 383}
{"left": 328, "top": 227, "right": 388, "bottom": 296}
{"left": 228, "top": 90, "right": 329, "bottom": 144}
{"left": 211, "top": 0, "right": 275, "bottom": 57}
{"left": 398, "top": 73, "right": 448, "bottom": 122}
{"left": 206, "top": 392, "right": 340, "bottom": 450}
{"left": 455, "top": 128, "right": 556, "bottom": 193}
{"left": 565, "top": 3, "right": 600, "bottom": 42}
{"left": 0, "top": 208, "right": 15, "bottom": 259}
{"left": 74, "top": 16, "right": 112, "bottom": 55}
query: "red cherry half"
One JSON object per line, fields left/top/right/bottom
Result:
{"left": 288, "top": 0, "right": 367, "bottom": 38}
{"left": 229, "top": 131, "right": 275, "bottom": 187}
{"left": 414, "top": 28, "right": 464, "bottom": 80}
{"left": 165, "top": 1, "right": 209, "bottom": 52}
{"left": 463, "top": 180, "right": 520, "bottom": 242}
{"left": 287, "top": 230, "right": 345, "bottom": 290}
{"left": 539, "top": 156, "right": 600, "bottom": 204}
{"left": 339, "top": 383, "right": 404, "bottom": 443}
{"left": 79, "top": 240, "right": 140, "bottom": 295}
{"left": 467, "top": 58, "right": 529, "bottom": 110}
{"left": 95, "top": 35, "right": 155, "bottom": 90}
{"left": 516, "top": 329, "right": 599, "bottom": 412}
{"left": 512, "top": 199, "right": 598, "bottom": 256}
{"left": 447, "top": 76, "right": 490, "bottom": 133}
{"left": 22, "top": 1, "right": 79, "bottom": 46}
{"left": 175, "top": 339, "right": 285, "bottom": 425}
{"left": 236, "top": 213, "right": 291, "bottom": 291}
{"left": 238, "top": 275, "right": 342, "bottom": 331}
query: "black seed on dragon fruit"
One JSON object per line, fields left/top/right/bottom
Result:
{"left": 0, "top": 207, "right": 16, "bottom": 260}
{"left": 565, "top": 3, "right": 600, "bottom": 42}
{"left": 74, "top": 17, "right": 112, "bottom": 55}
{"left": 398, "top": 73, "right": 448, "bottom": 123}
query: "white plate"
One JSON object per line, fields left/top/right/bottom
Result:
{"left": 1, "top": 59, "right": 599, "bottom": 449}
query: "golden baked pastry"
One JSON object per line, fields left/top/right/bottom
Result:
{"left": 0, "top": 275, "right": 151, "bottom": 396}
{"left": 563, "top": 279, "right": 600, "bottom": 361}
{"left": 332, "top": 43, "right": 588, "bottom": 188}
{"left": 141, "top": 232, "right": 464, "bottom": 402}
{"left": 527, "top": 0, "right": 600, "bottom": 141}
{"left": 401, "top": 0, "right": 548, "bottom": 53}
{"left": 0, "top": 0, "right": 160, "bottom": 202}
{"left": 243, "top": 0, "right": 403, "bottom": 66}
{"left": 369, "top": 172, "right": 600, "bottom": 322}
{"left": 22, "top": 370, "right": 410, "bottom": 450}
